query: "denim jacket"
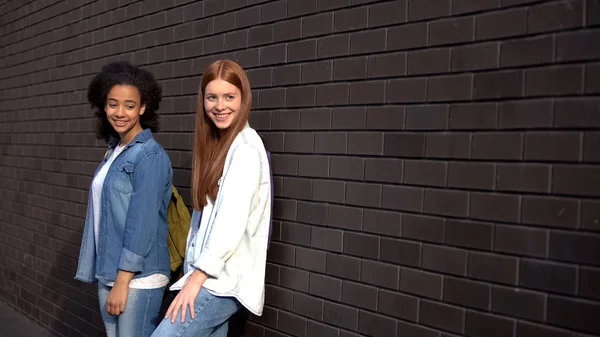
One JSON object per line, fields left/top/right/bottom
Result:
{"left": 170, "top": 125, "right": 271, "bottom": 316}
{"left": 75, "top": 129, "right": 173, "bottom": 285}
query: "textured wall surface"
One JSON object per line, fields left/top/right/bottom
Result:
{"left": 1, "top": 0, "right": 599, "bottom": 336}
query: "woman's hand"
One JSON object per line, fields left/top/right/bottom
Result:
{"left": 106, "top": 270, "right": 134, "bottom": 315}
{"left": 165, "top": 269, "right": 208, "bottom": 323}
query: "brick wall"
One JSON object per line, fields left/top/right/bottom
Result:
{"left": 0, "top": 0, "right": 599, "bottom": 336}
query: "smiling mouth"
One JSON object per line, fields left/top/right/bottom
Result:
{"left": 113, "top": 120, "right": 128, "bottom": 127}
{"left": 212, "top": 112, "right": 231, "bottom": 121}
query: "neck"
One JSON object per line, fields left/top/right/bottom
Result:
{"left": 119, "top": 125, "right": 143, "bottom": 146}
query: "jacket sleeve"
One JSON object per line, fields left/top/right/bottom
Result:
{"left": 118, "top": 152, "right": 171, "bottom": 273}
{"left": 193, "top": 144, "right": 260, "bottom": 278}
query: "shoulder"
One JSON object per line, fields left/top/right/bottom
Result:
{"left": 134, "top": 137, "right": 172, "bottom": 169}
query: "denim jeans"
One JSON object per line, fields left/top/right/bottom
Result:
{"left": 150, "top": 288, "right": 241, "bottom": 337}
{"left": 98, "top": 283, "right": 165, "bottom": 337}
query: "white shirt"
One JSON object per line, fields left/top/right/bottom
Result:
{"left": 170, "top": 125, "right": 272, "bottom": 316}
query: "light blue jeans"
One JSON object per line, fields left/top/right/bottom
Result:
{"left": 98, "top": 283, "right": 165, "bottom": 337}
{"left": 150, "top": 288, "right": 241, "bottom": 337}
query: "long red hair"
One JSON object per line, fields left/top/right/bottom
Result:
{"left": 192, "top": 60, "right": 252, "bottom": 210}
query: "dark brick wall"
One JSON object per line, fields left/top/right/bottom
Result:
{"left": 0, "top": 0, "right": 599, "bottom": 336}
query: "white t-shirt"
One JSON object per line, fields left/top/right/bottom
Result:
{"left": 91, "top": 145, "right": 169, "bottom": 289}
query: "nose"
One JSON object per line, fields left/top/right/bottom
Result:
{"left": 114, "top": 105, "right": 126, "bottom": 117}
{"left": 215, "top": 99, "right": 225, "bottom": 111}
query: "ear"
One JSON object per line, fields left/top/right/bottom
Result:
{"left": 140, "top": 104, "right": 146, "bottom": 115}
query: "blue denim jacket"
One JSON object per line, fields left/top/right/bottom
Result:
{"left": 75, "top": 129, "right": 172, "bottom": 284}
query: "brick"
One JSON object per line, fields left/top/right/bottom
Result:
{"left": 470, "top": 192, "right": 520, "bottom": 223}
{"left": 402, "top": 214, "right": 444, "bottom": 243}
{"left": 334, "top": 6, "right": 368, "bottom": 32}
{"left": 288, "top": 0, "right": 317, "bottom": 16}
{"left": 388, "top": 22, "right": 428, "bottom": 50}
{"left": 318, "top": 0, "right": 351, "bottom": 11}
{"left": 496, "top": 163, "right": 550, "bottom": 193}
{"left": 555, "top": 97, "right": 600, "bottom": 128}
{"left": 312, "top": 179, "right": 345, "bottom": 203}
{"left": 316, "top": 83, "right": 349, "bottom": 106}
{"left": 408, "top": 48, "right": 450, "bottom": 75}
{"left": 317, "top": 34, "right": 350, "bottom": 58}
{"left": 332, "top": 107, "right": 367, "bottom": 130}
{"left": 406, "top": 105, "right": 448, "bottom": 130}
{"left": 326, "top": 253, "right": 360, "bottom": 280}
{"left": 302, "top": 13, "right": 333, "bottom": 38}
{"left": 452, "top": 0, "right": 500, "bottom": 14}
{"left": 341, "top": 231, "right": 378, "bottom": 259}
{"left": 272, "top": 154, "right": 299, "bottom": 176}
{"left": 492, "top": 286, "right": 546, "bottom": 321}
{"left": 468, "top": 252, "right": 518, "bottom": 285}
{"left": 452, "top": 42, "right": 499, "bottom": 72}
{"left": 378, "top": 290, "right": 418, "bottom": 321}
{"left": 525, "top": 65, "right": 584, "bottom": 96}
{"left": 363, "top": 208, "right": 401, "bottom": 236}
{"left": 400, "top": 268, "right": 443, "bottom": 300}
{"left": 359, "top": 311, "right": 398, "bottom": 337}
{"left": 366, "top": 106, "right": 405, "bottom": 130}
{"left": 307, "top": 321, "right": 338, "bottom": 337}
{"left": 295, "top": 247, "right": 326, "bottom": 272}
{"left": 471, "top": 132, "right": 523, "bottom": 160}
{"left": 444, "top": 277, "right": 491, "bottom": 311}
{"left": 236, "top": 7, "right": 261, "bottom": 28}
{"left": 280, "top": 266, "right": 309, "bottom": 291}
{"left": 582, "top": 200, "right": 600, "bottom": 232}
{"left": 419, "top": 300, "right": 465, "bottom": 334}
{"left": 446, "top": 219, "right": 493, "bottom": 250}
{"left": 260, "top": 44, "right": 287, "bottom": 66}
{"left": 293, "top": 292, "right": 323, "bottom": 320}
{"left": 286, "top": 86, "right": 316, "bottom": 108}
{"left": 333, "top": 56, "right": 367, "bottom": 81}
{"left": 341, "top": 281, "right": 377, "bottom": 310}
{"left": 277, "top": 310, "right": 306, "bottom": 337}
{"left": 587, "top": 62, "right": 600, "bottom": 93}
{"left": 553, "top": 165, "right": 600, "bottom": 197}
{"left": 430, "top": 16, "right": 474, "bottom": 45}
{"left": 311, "top": 225, "right": 343, "bottom": 252}
{"left": 349, "top": 81, "right": 386, "bottom": 105}
{"left": 273, "top": 64, "right": 301, "bottom": 86}
{"left": 274, "top": 18, "right": 302, "bottom": 42}
{"left": 426, "top": 132, "right": 471, "bottom": 159}
{"left": 315, "top": 132, "right": 347, "bottom": 154}
{"left": 382, "top": 185, "right": 424, "bottom": 212}
{"left": 447, "top": 162, "right": 495, "bottom": 190}
{"left": 528, "top": 0, "right": 584, "bottom": 34}
{"left": 248, "top": 25, "right": 274, "bottom": 47}
{"left": 500, "top": 35, "right": 554, "bottom": 67}
{"left": 516, "top": 321, "right": 577, "bottom": 337}
{"left": 386, "top": 78, "right": 427, "bottom": 103}
{"left": 476, "top": 8, "right": 527, "bottom": 39}
{"left": 408, "top": 0, "right": 451, "bottom": 21}
{"left": 547, "top": 296, "right": 600, "bottom": 335}
{"left": 367, "top": 52, "right": 406, "bottom": 78}
{"left": 499, "top": 99, "right": 553, "bottom": 129}
{"left": 494, "top": 224, "right": 547, "bottom": 258}
{"left": 323, "top": 301, "right": 358, "bottom": 330}
{"left": 473, "top": 70, "right": 523, "bottom": 99}
{"left": 465, "top": 311, "right": 515, "bottom": 337}
{"left": 580, "top": 267, "right": 600, "bottom": 300}
{"left": 403, "top": 159, "right": 447, "bottom": 187}
{"left": 556, "top": 30, "right": 600, "bottom": 62}
{"left": 345, "top": 182, "right": 381, "bottom": 207}
{"left": 309, "top": 273, "right": 342, "bottom": 302}
{"left": 448, "top": 102, "right": 496, "bottom": 130}
{"left": 261, "top": 0, "right": 287, "bottom": 23}
{"left": 330, "top": 156, "right": 363, "bottom": 180}
{"left": 424, "top": 189, "right": 469, "bottom": 217}
{"left": 383, "top": 133, "right": 426, "bottom": 157}
{"left": 423, "top": 244, "right": 468, "bottom": 276}
{"left": 520, "top": 258, "right": 577, "bottom": 295}
{"left": 525, "top": 132, "right": 581, "bottom": 162}
{"left": 549, "top": 231, "right": 600, "bottom": 267}
{"left": 284, "top": 132, "right": 314, "bottom": 153}
{"left": 369, "top": 0, "right": 407, "bottom": 27}
{"left": 381, "top": 237, "right": 421, "bottom": 267}
{"left": 297, "top": 201, "right": 328, "bottom": 225}
{"left": 521, "top": 196, "right": 579, "bottom": 229}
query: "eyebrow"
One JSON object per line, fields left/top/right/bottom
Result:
{"left": 205, "top": 92, "right": 237, "bottom": 96}
{"left": 107, "top": 98, "right": 137, "bottom": 104}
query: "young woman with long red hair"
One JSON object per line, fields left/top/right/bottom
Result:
{"left": 151, "top": 60, "right": 272, "bottom": 337}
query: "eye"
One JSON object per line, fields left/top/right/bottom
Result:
{"left": 205, "top": 95, "right": 216, "bottom": 101}
{"left": 127, "top": 105, "right": 135, "bottom": 109}
{"left": 226, "top": 95, "right": 235, "bottom": 100}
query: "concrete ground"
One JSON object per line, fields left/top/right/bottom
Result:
{"left": 0, "top": 301, "right": 58, "bottom": 337}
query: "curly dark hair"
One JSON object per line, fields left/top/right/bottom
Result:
{"left": 87, "top": 61, "right": 162, "bottom": 142}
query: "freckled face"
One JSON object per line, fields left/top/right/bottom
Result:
{"left": 203, "top": 79, "right": 241, "bottom": 130}
{"left": 105, "top": 85, "right": 145, "bottom": 143}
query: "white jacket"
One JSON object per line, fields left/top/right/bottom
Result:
{"left": 170, "top": 124, "right": 271, "bottom": 316}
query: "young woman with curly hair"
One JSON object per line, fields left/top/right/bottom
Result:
{"left": 75, "top": 61, "right": 173, "bottom": 337}
{"left": 151, "top": 59, "right": 272, "bottom": 337}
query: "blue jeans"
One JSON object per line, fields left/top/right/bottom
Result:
{"left": 150, "top": 288, "right": 241, "bottom": 337}
{"left": 98, "top": 283, "right": 165, "bottom": 337}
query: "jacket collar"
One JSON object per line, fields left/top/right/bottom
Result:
{"left": 108, "top": 128, "right": 153, "bottom": 148}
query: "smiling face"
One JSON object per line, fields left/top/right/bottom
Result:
{"left": 203, "top": 79, "right": 242, "bottom": 130}
{"left": 105, "top": 84, "right": 145, "bottom": 144}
